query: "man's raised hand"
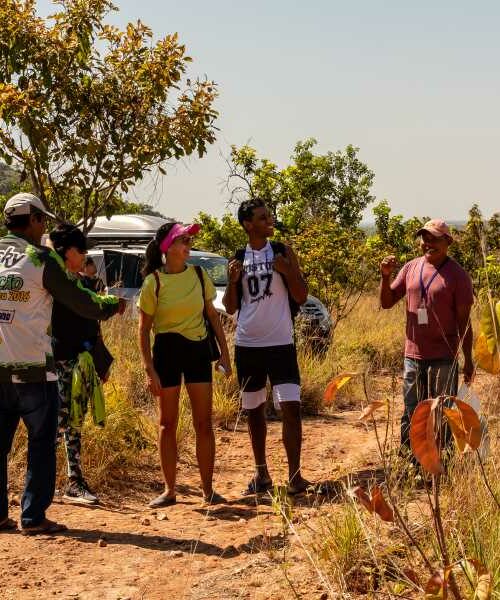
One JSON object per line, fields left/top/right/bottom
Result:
{"left": 228, "top": 259, "right": 243, "bottom": 283}
{"left": 380, "top": 255, "right": 398, "bottom": 278}
{"left": 273, "top": 246, "right": 292, "bottom": 276}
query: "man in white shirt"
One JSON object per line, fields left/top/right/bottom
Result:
{"left": 223, "top": 198, "right": 311, "bottom": 495}
{"left": 0, "top": 193, "right": 123, "bottom": 535}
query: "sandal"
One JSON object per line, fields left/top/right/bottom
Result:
{"left": 21, "top": 518, "right": 67, "bottom": 536}
{"left": 148, "top": 492, "right": 177, "bottom": 509}
{"left": 241, "top": 478, "right": 273, "bottom": 496}
{"left": 203, "top": 491, "right": 226, "bottom": 505}
{"left": 287, "top": 479, "right": 315, "bottom": 496}
{"left": 0, "top": 517, "right": 17, "bottom": 531}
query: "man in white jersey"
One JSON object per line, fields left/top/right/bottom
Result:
{"left": 223, "top": 198, "right": 311, "bottom": 495}
{"left": 0, "top": 193, "right": 124, "bottom": 535}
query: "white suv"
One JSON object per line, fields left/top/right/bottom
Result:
{"left": 87, "top": 215, "right": 331, "bottom": 339}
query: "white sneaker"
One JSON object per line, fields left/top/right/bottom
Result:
{"left": 63, "top": 480, "right": 98, "bottom": 505}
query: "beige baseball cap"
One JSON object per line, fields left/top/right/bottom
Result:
{"left": 416, "top": 219, "right": 453, "bottom": 241}
{"left": 4, "top": 193, "right": 56, "bottom": 219}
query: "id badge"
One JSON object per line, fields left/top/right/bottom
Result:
{"left": 417, "top": 307, "right": 428, "bottom": 325}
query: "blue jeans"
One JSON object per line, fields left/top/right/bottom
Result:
{"left": 402, "top": 358, "right": 458, "bottom": 448}
{"left": 0, "top": 382, "right": 59, "bottom": 527}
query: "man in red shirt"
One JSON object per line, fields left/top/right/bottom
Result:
{"left": 380, "top": 219, "right": 474, "bottom": 448}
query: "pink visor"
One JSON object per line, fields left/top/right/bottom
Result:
{"left": 159, "top": 223, "right": 201, "bottom": 254}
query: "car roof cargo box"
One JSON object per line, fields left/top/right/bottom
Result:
{"left": 87, "top": 214, "right": 174, "bottom": 245}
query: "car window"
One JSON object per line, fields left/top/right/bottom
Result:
{"left": 97, "top": 250, "right": 228, "bottom": 288}
{"left": 103, "top": 250, "right": 144, "bottom": 288}
{"left": 88, "top": 254, "right": 107, "bottom": 284}
{"left": 187, "top": 256, "right": 228, "bottom": 286}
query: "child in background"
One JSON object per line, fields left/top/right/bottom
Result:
{"left": 82, "top": 256, "right": 106, "bottom": 293}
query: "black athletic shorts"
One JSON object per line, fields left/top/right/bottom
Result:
{"left": 153, "top": 332, "right": 212, "bottom": 388}
{"left": 234, "top": 344, "right": 300, "bottom": 391}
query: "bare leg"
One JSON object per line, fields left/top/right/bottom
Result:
{"left": 247, "top": 403, "right": 272, "bottom": 486}
{"left": 158, "top": 386, "right": 181, "bottom": 497}
{"left": 281, "top": 401, "right": 310, "bottom": 493}
{"left": 186, "top": 382, "right": 215, "bottom": 497}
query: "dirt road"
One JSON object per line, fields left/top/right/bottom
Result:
{"left": 1, "top": 407, "right": 383, "bottom": 600}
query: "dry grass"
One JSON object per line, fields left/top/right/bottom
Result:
{"left": 7, "top": 292, "right": 500, "bottom": 598}
{"left": 304, "top": 367, "right": 500, "bottom": 599}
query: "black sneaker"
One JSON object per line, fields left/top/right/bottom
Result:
{"left": 63, "top": 480, "right": 98, "bottom": 505}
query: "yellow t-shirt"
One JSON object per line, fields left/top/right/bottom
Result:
{"left": 138, "top": 265, "right": 216, "bottom": 341}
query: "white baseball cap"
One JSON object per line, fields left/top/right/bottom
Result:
{"left": 4, "top": 193, "right": 56, "bottom": 219}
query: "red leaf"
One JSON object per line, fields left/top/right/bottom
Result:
{"left": 410, "top": 400, "right": 444, "bottom": 475}
{"left": 371, "top": 485, "right": 394, "bottom": 522}
{"left": 453, "top": 398, "right": 482, "bottom": 451}
{"left": 353, "top": 486, "right": 373, "bottom": 512}
{"left": 353, "top": 485, "right": 394, "bottom": 522}
{"left": 323, "top": 374, "right": 352, "bottom": 407}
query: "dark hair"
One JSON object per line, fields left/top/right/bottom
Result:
{"left": 237, "top": 197, "right": 267, "bottom": 227}
{"left": 4, "top": 214, "right": 32, "bottom": 230}
{"left": 142, "top": 222, "right": 177, "bottom": 277}
{"left": 49, "top": 223, "right": 87, "bottom": 258}
{"left": 84, "top": 256, "right": 95, "bottom": 267}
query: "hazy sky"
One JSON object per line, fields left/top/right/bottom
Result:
{"left": 36, "top": 0, "right": 500, "bottom": 223}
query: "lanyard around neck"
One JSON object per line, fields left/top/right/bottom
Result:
{"left": 419, "top": 256, "right": 449, "bottom": 303}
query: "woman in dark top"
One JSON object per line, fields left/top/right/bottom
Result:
{"left": 50, "top": 224, "right": 122, "bottom": 505}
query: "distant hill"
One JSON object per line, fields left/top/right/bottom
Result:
{"left": 361, "top": 219, "right": 468, "bottom": 234}
{"left": 0, "top": 162, "right": 21, "bottom": 195}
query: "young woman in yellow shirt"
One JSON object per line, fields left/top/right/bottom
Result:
{"left": 138, "top": 222, "right": 231, "bottom": 508}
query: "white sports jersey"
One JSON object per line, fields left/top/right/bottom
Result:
{"left": 0, "top": 233, "right": 119, "bottom": 383}
{"left": 235, "top": 241, "right": 293, "bottom": 347}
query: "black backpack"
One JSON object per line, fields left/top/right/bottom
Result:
{"left": 234, "top": 241, "right": 301, "bottom": 320}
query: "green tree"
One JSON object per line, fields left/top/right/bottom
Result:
{"left": 452, "top": 205, "right": 500, "bottom": 294}
{"left": 450, "top": 204, "right": 484, "bottom": 274}
{"left": 290, "top": 219, "right": 376, "bottom": 327}
{"left": 367, "top": 200, "right": 425, "bottom": 265}
{"left": 486, "top": 213, "right": 500, "bottom": 252}
{"left": 227, "top": 138, "right": 375, "bottom": 233}
{"left": 0, "top": 161, "right": 165, "bottom": 235}
{"left": 194, "top": 212, "right": 246, "bottom": 257}
{"left": 0, "top": 0, "right": 217, "bottom": 231}
{"left": 0, "top": 161, "right": 21, "bottom": 195}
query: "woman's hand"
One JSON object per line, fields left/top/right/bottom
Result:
{"left": 215, "top": 354, "right": 232, "bottom": 379}
{"left": 146, "top": 368, "right": 162, "bottom": 396}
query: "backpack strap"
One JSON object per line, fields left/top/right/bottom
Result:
{"left": 194, "top": 265, "right": 208, "bottom": 320}
{"left": 270, "top": 241, "right": 301, "bottom": 319}
{"left": 153, "top": 270, "right": 161, "bottom": 300}
{"left": 234, "top": 248, "right": 245, "bottom": 262}
{"left": 270, "top": 240, "right": 286, "bottom": 256}
{"left": 234, "top": 248, "right": 246, "bottom": 313}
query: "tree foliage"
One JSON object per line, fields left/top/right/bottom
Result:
{"left": 227, "top": 138, "right": 375, "bottom": 233}
{"left": 450, "top": 204, "right": 500, "bottom": 294}
{"left": 196, "top": 139, "right": 377, "bottom": 319}
{"left": 0, "top": 160, "right": 165, "bottom": 234}
{"left": 289, "top": 219, "right": 376, "bottom": 325}
{"left": 367, "top": 200, "right": 425, "bottom": 265}
{"left": 194, "top": 212, "right": 246, "bottom": 258}
{"left": 0, "top": 0, "right": 217, "bottom": 230}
